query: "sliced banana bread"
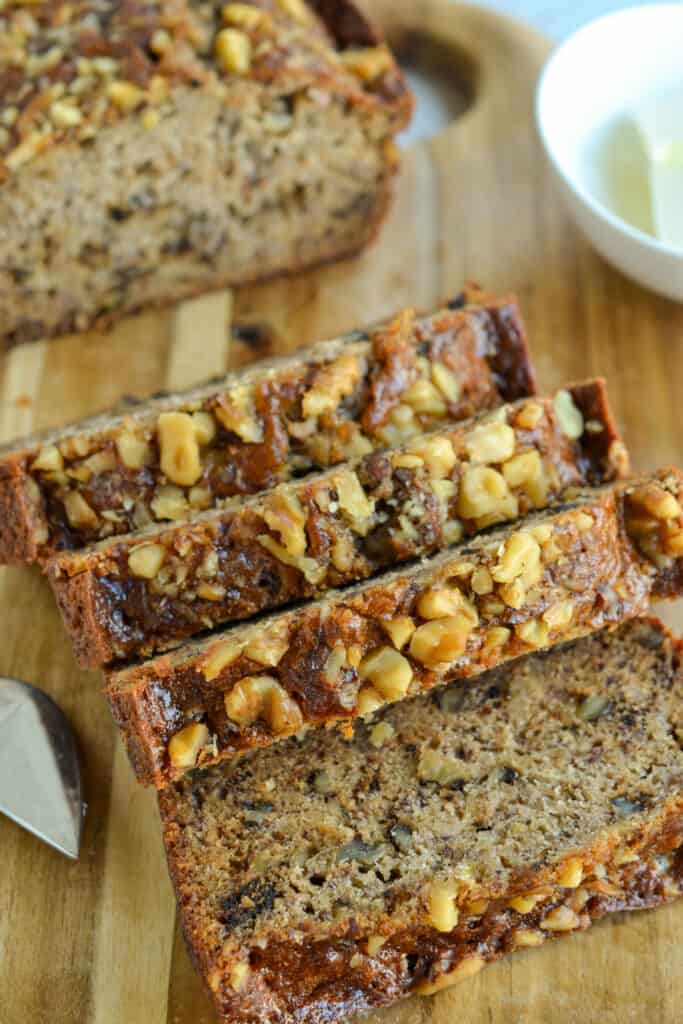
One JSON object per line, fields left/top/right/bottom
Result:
{"left": 0, "top": 298, "right": 534, "bottom": 564}
{"left": 107, "top": 469, "right": 683, "bottom": 786}
{"left": 50, "top": 380, "right": 626, "bottom": 667}
{"left": 0, "top": 0, "right": 412, "bottom": 346}
{"left": 159, "top": 618, "right": 683, "bottom": 1024}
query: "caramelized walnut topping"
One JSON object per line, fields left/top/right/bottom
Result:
{"left": 128, "top": 542, "right": 166, "bottom": 579}
{"left": 224, "top": 675, "right": 303, "bottom": 734}
{"left": 302, "top": 353, "right": 361, "bottom": 419}
{"left": 417, "top": 956, "right": 485, "bottom": 995}
{"left": 168, "top": 722, "right": 210, "bottom": 770}
{"left": 358, "top": 646, "right": 413, "bottom": 700}
{"left": 464, "top": 421, "right": 516, "bottom": 464}
{"left": 427, "top": 881, "right": 459, "bottom": 932}
{"left": 457, "top": 466, "right": 518, "bottom": 524}
{"left": 215, "top": 28, "right": 252, "bottom": 74}
{"left": 341, "top": 45, "right": 394, "bottom": 83}
{"left": 157, "top": 412, "right": 202, "bottom": 487}
{"left": 553, "top": 390, "right": 584, "bottom": 440}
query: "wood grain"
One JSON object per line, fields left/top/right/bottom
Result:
{"left": 0, "top": 3, "right": 681, "bottom": 1022}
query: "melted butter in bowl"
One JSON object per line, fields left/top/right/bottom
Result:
{"left": 537, "top": 5, "right": 683, "bottom": 301}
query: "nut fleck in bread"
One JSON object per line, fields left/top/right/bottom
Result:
{"left": 51, "top": 380, "right": 626, "bottom": 666}
{"left": 158, "top": 619, "right": 683, "bottom": 1024}
{"left": 107, "top": 469, "right": 683, "bottom": 786}
{"left": 0, "top": 0, "right": 412, "bottom": 346}
{"left": 0, "top": 298, "right": 534, "bottom": 565}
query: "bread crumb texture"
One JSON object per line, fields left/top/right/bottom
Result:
{"left": 159, "top": 619, "right": 683, "bottom": 1022}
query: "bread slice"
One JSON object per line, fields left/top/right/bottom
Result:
{"left": 107, "top": 468, "right": 683, "bottom": 787}
{"left": 0, "top": 0, "right": 412, "bottom": 347}
{"left": 0, "top": 298, "right": 534, "bottom": 565}
{"left": 158, "top": 618, "right": 683, "bottom": 1024}
{"left": 50, "top": 380, "right": 626, "bottom": 667}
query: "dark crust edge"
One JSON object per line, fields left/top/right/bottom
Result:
{"left": 156, "top": 620, "right": 683, "bottom": 1023}
{"left": 0, "top": 466, "right": 40, "bottom": 564}
{"left": 0, "top": 283, "right": 525, "bottom": 568}
{"left": 52, "top": 379, "right": 617, "bottom": 671}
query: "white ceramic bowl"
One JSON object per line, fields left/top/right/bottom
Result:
{"left": 536, "top": 4, "right": 683, "bottom": 302}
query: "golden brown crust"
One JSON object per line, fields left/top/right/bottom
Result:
{"left": 107, "top": 469, "right": 683, "bottom": 787}
{"left": 49, "top": 380, "right": 626, "bottom": 668}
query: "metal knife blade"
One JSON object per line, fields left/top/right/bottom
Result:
{"left": 0, "top": 677, "right": 84, "bottom": 859}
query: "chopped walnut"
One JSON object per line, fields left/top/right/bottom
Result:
{"left": 417, "top": 956, "right": 485, "bottom": 995}
{"left": 508, "top": 892, "right": 546, "bottom": 914}
{"left": 224, "top": 674, "right": 303, "bottom": 734}
{"left": 223, "top": 3, "right": 269, "bottom": 29}
{"left": 301, "top": 353, "right": 361, "bottom": 419}
{"left": 414, "top": 435, "right": 456, "bottom": 479}
{"left": 31, "top": 445, "right": 64, "bottom": 473}
{"left": 108, "top": 80, "right": 145, "bottom": 112}
{"left": 557, "top": 858, "right": 583, "bottom": 888}
{"left": 516, "top": 618, "right": 549, "bottom": 648}
{"left": 203, "top": 637, "right": 245, "bottom": 681}
{"left": 553, "top": 390, "right": 584, "bottom": 439}
{"left": 457, "top": 466, "right": 518, "bottom": 524}
{"left": 192, "top": 411, "right": 216, "bottom": 445}
{"left": 128, "top": 542, "right": 166, "bottom": 579}
{"left": 358, "top": 646, "right": 413, "bottom": 700}
{"left": 514, "top": 400, "right": 544, "bottom": 430}
{"left": 157, "top": 412, "right": 202, "bottom": 487}
{"left": 215, "top": 28, "right": 252, "bottom": 74}
{"left": 431, "top": 362, "right": 461, "bottom": 403}
{"left": 341, "top": 45, "right": 394, "bottom": 82}
{"left": 369, "top": 721, "right": 395, "bottom": 748}
{"left": 214, "top": 386, "right": 263, "bottom": 443}
{"left": 417, "top": 587, "right": 476, "bottom": 622}
{"left": 464, "top": 421, "right": 515, "bottom": 465}
{"left": 540, "top": 905, "right": 580, "bottom": 931}
{"left": 229, "top": 962, "right": 250, "bottom": 992}
{"left": 502, "top": 449, "right": 548, "bottom": 506}
{"left": 64, "top": 491, "right": 99, "bottom": 529}
{"left": 543, "top": 599, "right": 574, "bottom": 630}
{"left": 403, "top": 378, "right": 447, "bottom": 417}
{"left": 335, "top": 470, "right": 374, "bottom": 532}
{"left": 381, "top": 615, "right": 415, "bottom": 650}
{"left": 512, "top": 929, "right": 545, "bottom": 948}
{"left": 427, "top": 881, "right": 459, "bottom": 932}
{"left": 277, "top": 0, "right": 309, "bottom": 21}
{"left": 357, "top": 686, "right": 384, "bottom": 716}
{"left": 151, "top": 485, "right": 189, "bottom": 521}
{"left": 409, "top": 614, "right": 474, "bottom": 667}
{"left": 492, "top": 531, "right": 541, "bottom": 586}
{"left": 168, "top": 722, "right": 210, "bottom": 770}
{"left": 116, "top": 430, "right": 151, "bottom": 470}
{"left": 262, "top": 489, "right": 307, "bottom": 557}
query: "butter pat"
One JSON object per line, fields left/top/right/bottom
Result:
{"left": 633, "top": 89, "right": 683, "bottom": 249}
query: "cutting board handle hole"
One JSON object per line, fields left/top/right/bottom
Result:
{"left": 396, "top": 33, "right": 474, "bottom": 146}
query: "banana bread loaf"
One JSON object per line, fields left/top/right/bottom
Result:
{"left": 50, "top": 380, "right": 626, "bottom": 667}
{"left": 107, "top": 469, "right": 683, "bottom": 786}
{"left": 0, "top": 0, "right": 412, "bottom": 346}
{"left": 0, "top": 298, "right": 534, "bottom": 564}
{"left": 158, "top": 618, "right": 683, "bottom": 1024}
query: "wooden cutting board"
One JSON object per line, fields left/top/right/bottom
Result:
{"left": 1, "top": 3, "right": 682, "bottom": 1022}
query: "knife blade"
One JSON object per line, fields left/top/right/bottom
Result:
{"left": 0, "top": 676, "right": 84, "bottom": 859}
